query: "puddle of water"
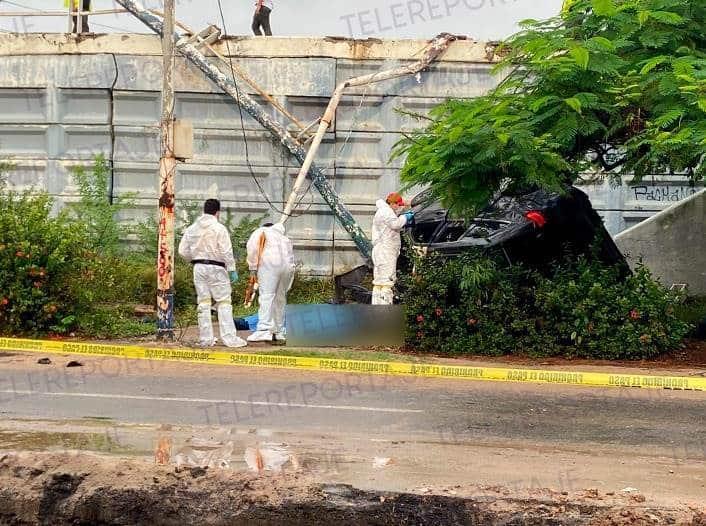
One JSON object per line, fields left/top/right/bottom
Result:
{"left": 0, "top": 423, "right": 384, "bottom": 488}
{"left": 0, "top": 430, "right": 138, "bottom": 455}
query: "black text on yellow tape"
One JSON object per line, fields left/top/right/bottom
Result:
{"left": 0, "top": 337, "right": 703, "bottom": 391}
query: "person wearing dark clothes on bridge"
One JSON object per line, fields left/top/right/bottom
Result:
{"left": 65, "top": 0, "right": 91, "bottom": 33}
{"left": 252, "top": 0, "right": 273, "bottom": 36}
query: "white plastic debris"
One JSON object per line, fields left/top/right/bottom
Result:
{"left": 173, "top": 440, "right": 234, "bottom": 470}
{"left": 244, "top": 443, "right": 292, "bottom": 473}
{"left": 372, "top": 457, "right": 393, "bottom": 469}
{"left": 621, "top": 487, "right": 639, "bottom": 493}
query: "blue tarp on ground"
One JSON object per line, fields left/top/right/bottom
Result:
{"left": 235, "top": 314, "right": 259, "bottom": 331}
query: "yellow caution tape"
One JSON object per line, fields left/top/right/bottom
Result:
{"left": 0, "top": 337, "right": 704, "bottom": 391}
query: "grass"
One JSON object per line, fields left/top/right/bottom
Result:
{"left": 245, "top": 347, "right": 426, "bottom": 363}
{"left": 76, "top": 305, "right": 154, "bottom": 339}
{"left": 76, "top": 268, "right": 336, "bottom": 339}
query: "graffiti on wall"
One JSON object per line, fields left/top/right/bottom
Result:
{"left": 631, "top": 185, "right": 699, "bottom": 203}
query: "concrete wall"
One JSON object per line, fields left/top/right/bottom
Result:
{"left": 614, "top": 190, "right": 706, "bottom": 295}
{"left": 0, "top": 33, "right": 499, "bottom": 275}
{"left": 0, "top": 33, "right": 701, "bottom": 274}
{"left": 579, "top": 178, "right": 703, "bottom": 237}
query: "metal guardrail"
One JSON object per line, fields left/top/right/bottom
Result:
{"left": 0, "top": 6, "right": 176, "bottom": 34}
{"left": 0, "top": 6, "right": 123, "bottom": 33}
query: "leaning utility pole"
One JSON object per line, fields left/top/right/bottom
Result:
{"left": 114, "top": 0, "right": 373, "bottom": 259}
{"left": 156, "top": 0, "right": 176, "bottom": 341}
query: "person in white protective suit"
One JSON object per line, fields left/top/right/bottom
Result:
{"left": 371, "top": 192, "right": 414, "bottom": 305}
{"left": 178, "top": 199, "right": 247, "bottom": 348}
{"left": 246, "top": 222, "right": 296, "bottom": 343}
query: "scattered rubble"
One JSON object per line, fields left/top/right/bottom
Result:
{"left": 0, "top": 453, "right": 703, "bottom": 525}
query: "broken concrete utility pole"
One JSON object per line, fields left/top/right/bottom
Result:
{"left": 279, "top": 33, "right": 458, "bottom": 223}
{"left": 156, "top": 0, "right": 176, "bottom": 341}
{"left": 114, "top": 0, "right": 373, "bottom": 259}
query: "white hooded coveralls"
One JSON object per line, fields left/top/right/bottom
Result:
{"left": 246, "top": 223, "right": 295, "bottom": 341}
{"left": 178, "top": 214, "right": 246, "bottom": 348}
{"left": 371, "top": 199, "right": 409, "bottom": 305}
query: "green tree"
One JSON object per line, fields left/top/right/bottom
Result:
{"left": 394, "top": 0, "right": 706, "bottom": 215}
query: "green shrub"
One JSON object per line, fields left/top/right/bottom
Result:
{"left": 1, "top": 157, "right": 352, "bottom": 339}
{"left": 0, "top": 186, "right": 97, "bottom": 334}
{"left": 401, "top": 251, "right": 691, "bottom": 360}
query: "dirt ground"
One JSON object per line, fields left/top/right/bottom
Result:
{"left": 1, "top": 452, "right": 704, "bottom": 526}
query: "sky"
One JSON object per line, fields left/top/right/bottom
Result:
{"left": 0, "top": 0, "right": 564, "bottom": 40}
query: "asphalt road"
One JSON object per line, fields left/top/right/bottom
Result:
{"left": 0, "top": 351, "right": 705, "bottom": 504}
{"left": 0, "top": 351, "right": 704, "bottom": 451}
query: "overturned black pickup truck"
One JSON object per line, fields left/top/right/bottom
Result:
{"left": 334, "top": 186, "right": 628, "bottom": 304}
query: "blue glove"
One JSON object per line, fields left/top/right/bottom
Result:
{"left": 229, "top": 270, "right": 239, "bottom": 283}
{"left": 405, "top": 211, "right": 415, "bottom": 223}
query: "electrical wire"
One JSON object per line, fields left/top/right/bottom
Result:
{"left": 0, "top": 0, "right": 135, "bottom": 32}
{"left": 108, "top": 52, "right": 118, "bottom": 205}
{"left": 215, "top": 0, "right": 295, "bottom": 217}
{"left": 215, "top": 0, "right": 371, "bottom": 220}
{"left": 281, "top": 84, "right": 370, "bottom": 219}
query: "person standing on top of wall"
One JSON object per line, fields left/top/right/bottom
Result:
{"left": 65, "top": 0, "right": 91, "bottom": 34}
{"left": 252, "top": 0, "right": 273, "bottom": 36}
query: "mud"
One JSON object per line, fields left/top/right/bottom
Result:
{"left": 1, "top": 453, "right": 703, "bottom": 526}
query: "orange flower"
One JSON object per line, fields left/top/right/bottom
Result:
{"left": 15, "top": 251, "right": 24, "bottom": 258}
{"left": 416, "top": 314, "right": 424, "bottom": 323}
{"left": 33, "top": 281, "right": 41, "bottom": 289}
{"left": 0, "top": 298, "right": 8, "bottom": 306}
{"left": 629, "top": 309, "right": 640, "bottom": 320}
{"left": 435, "top": 308, "right": 443, "bottom": 317}
{"left": 467, "top": 318, "right": 478, "bottom": 326}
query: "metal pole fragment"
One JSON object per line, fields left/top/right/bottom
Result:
{"left": 156, "top": 0, "right": 176, "bottom": 340}
{"left": 147, "top": 13, "right": 308, "bottom": 133}
{"left": 280, "top": 33, "right": 457, "bottom": 222}
{"left": 114, "top": 0, "right": 373, "bottom": 259}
